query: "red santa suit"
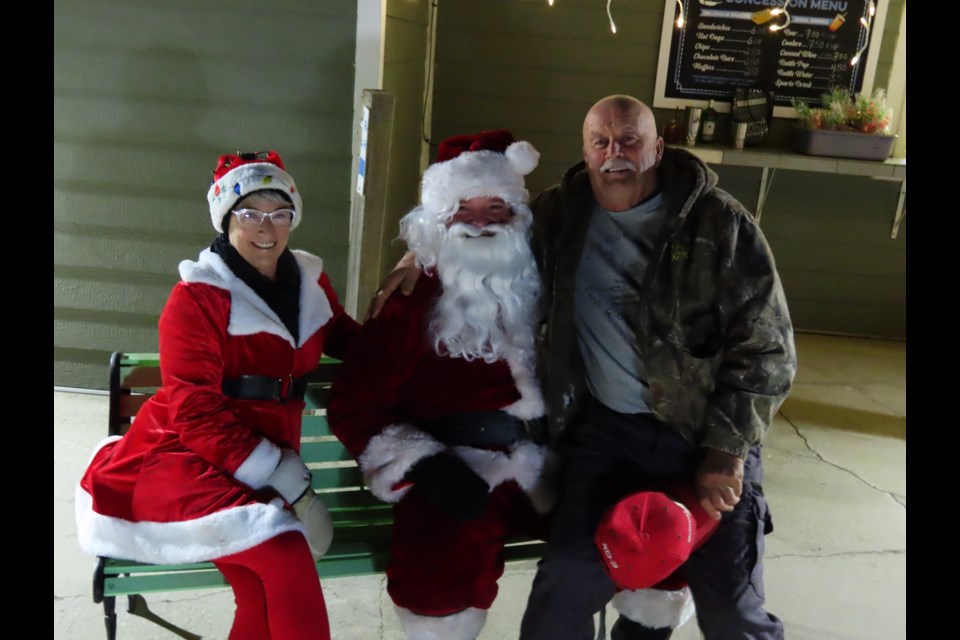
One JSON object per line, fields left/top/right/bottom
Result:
{"left": 328, "top": 274, "right": 552, "bottom": 638}
{"left": 75, "top": 247, "right": 358, "bottom": 566}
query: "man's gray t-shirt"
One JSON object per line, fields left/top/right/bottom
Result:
{"left": 574, "top": 193, "right": 667, "bottom": 414}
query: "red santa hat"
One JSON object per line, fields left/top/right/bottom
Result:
{"left": 595, "top": 484, "right": 720, "bottom": 591}
{"left": 206, "top": 150, "right": 303, "bottom": 233}
{"left": 420, "top": 129, "right": 540, "bottom": 213}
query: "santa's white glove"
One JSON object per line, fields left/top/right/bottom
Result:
{"left": 266, "top": 448, "right": 312, "bottom": 504}
{"left": 292, "top": 488, "right": 334, "bottom": 561}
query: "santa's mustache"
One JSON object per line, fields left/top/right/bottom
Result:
{"left": 600, "top": 158, "right": 637, "bottom": 173}
{"left": 446, "top": 222, "right": 511, "bottom": 239}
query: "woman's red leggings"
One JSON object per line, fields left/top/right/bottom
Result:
{"left": 214, "top": 531, "right": 331, "bottom": 640}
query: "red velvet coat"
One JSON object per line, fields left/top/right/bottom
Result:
{"left": 75, "top": 248, "right": 358, "bottom": 565}
{"left": 327, "top": 275, "right": 551, "bottom": 508}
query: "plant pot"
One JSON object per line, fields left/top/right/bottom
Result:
{"left": 791, "top": 126, "right": 897, "bottom": 161}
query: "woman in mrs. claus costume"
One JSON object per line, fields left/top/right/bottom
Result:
{"left": 75, "top": 150, "right": 359, "bottom": 640}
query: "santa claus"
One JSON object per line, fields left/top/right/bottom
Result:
{"left": 328, "top": 129, "right": 553, "bottom": 640}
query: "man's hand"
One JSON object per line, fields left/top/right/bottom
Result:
{"left": 695, "top": 448, "right": 745, "bottom": 520}
{"left": 364, "top": 251, "right": 422, "bottom": 321}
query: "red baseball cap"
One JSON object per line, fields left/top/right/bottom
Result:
{"left": 595, "top": 484, "right": 719, "bottom": 591}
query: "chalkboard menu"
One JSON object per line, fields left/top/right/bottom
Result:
{"left": 653, "top": 0, "right": 889, "bottom": 115}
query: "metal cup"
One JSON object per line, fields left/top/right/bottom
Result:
{"left": 685, "top": 107, "right": 703, "bottom": 147}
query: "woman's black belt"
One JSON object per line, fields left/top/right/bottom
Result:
{"left": 222, "top": 374, "right": 309, "bottom": 403}
{"left": 420, "top": 410, "right": 546, "bottom": 447}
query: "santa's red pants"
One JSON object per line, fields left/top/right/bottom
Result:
{"left": 387, "top": 480, "right": 549, "bottom": 616}
{"left": 214, "top": 531, "right": 330, "bottom": 640}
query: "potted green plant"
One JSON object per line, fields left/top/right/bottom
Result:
{"left": 791, "top": 88, "right": 896, "bottom": 161}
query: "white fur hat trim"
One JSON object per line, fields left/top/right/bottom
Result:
{"left": 420, "top": 141, "right": 540, "bottom": 213}
{"left": 207, "top": 162, "right": 303, "bottom": 232}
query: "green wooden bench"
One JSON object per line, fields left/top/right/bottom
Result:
{"left": 92, "top": 352, "right": 547, "bottom": 640}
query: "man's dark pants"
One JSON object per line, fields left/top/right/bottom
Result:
{"left": 519, "top": 396, "right": 784, "bottom": 640}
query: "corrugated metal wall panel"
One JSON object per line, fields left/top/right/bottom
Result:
{"left": 54, "top": 0, "right": 358, "bottom": 389}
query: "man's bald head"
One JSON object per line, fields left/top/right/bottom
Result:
{"left": 582, "top": 95, "right": 658, "bottom": 142}
{"left": 581, "top": 95, "right": 664, "bottom": 211}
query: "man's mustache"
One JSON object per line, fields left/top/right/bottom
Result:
{"left": 600, "top": 158, "right": 637, "bottom": 173}
{"left": 446, "top": 222, "right": 510, "bottom": 239}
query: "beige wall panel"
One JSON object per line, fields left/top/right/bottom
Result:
{"left": 381, "top": 0, "right": 432, "bottom": 274}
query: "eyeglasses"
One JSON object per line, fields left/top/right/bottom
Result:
{"left": 231, "top": 208, "right": 296, "bottom": 229}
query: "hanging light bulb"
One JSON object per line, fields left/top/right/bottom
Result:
{"left": 607, "top": 0, "right": 617, "bottom": 33}
{"left": 675, "top": 0, "right": 685, "bottom": 28}
{"left": 850, "top": 0, "right": 875, "bottom": 66}
{"left": 768, "top": 0, "right": 791, "bottom": 32}
{"left": 548, "top": 0, "right": 554, "bottom": 6}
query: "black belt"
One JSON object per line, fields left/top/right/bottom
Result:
{"left": 222, "top": 374, "right": 309, "bottom": 403}
{"left": 420, "top": 410, "right": 545, "bottom": 447}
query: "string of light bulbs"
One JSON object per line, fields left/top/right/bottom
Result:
{"left": 546, "top": 0, "right": 872, "bottom": 55}
{"left": 606, "top": 0, "right": 617, "bottom": 33}
{"left": 767, "top": 0, "right": 792, "bottom": 32}
{"left": 545, "top": 0, "right": 619, "bottom": 34}
{"left": 850, "top": 0, "right": 876, "bottom": 66}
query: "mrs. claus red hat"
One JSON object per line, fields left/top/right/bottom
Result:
{"left": 206, "top": 151, "right": 302, "bottom": 232}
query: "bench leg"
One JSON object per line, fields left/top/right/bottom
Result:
{"left": 102, "top": 595, "right": 117, "bottom": 640}
{"left": 126, "top": 594, "right": 202, "bottom": 640}
{"left": 93, "top": 557, "right": 117, "bottom": 640}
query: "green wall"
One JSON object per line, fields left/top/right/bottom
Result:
{"left": 430, "top": 0, "right": 905, "bottom": 339}
{"left": 382, "top": 0, "right": 432, "bottom": 271}
{"left": 54, "top": 0, "right": 358, "bottom": 390}
{"left": 711, "top": 166, "right": 905, "bottom": 338}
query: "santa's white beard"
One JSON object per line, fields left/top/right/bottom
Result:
{"left": 430, "top": 222, "right": 541, "bottom": 365}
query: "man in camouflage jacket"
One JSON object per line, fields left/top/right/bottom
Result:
{"left": 519, "top": 95, "right": 796, "bottom": 640}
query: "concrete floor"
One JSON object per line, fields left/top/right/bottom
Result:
{"left": 54, "top": 333, "right": 906, "bottom": 640}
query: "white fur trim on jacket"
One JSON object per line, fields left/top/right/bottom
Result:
{"left": 358, "top": 425, "right": 446, "bottom": 503}
{"left": 453, "top": 440, "right": 547, "bottom": 494}
{"left": 357, "top": 425, "right": 553, "bottom": 509}
{"left": 179, "top": 248, "right": 333, "bottom": 348}
{"left": 395, "top": 605, "right": 487, "bottom": 640}
{"left": 233, "top": 437, "right": 282, "bottom": 488}
{"left": 612, "top": 586, "right": 696, "bottom": 630}
{"left": 75, "top": 484, "right": 305, "bottom": 565}
{"left": 420, "top": 141, "right": 540, "bottom": 214}
{"left": 500, "top": 347, "right": 545, "bottom": 419}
